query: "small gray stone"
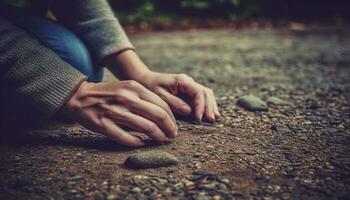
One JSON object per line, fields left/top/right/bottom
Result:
{"left": 131, "top": 187, "right": 142, "bottom": 193}
{"left": 107, "top": 194, "right": 117, "bottom": 200}
{"left": 237, "top": 95, "right": 268, "bottom": 111}
{"left": 125, "top": 151, "right": 179, "bottom": 169}
{"left": 271, "top": 124, "right": 289, "bottom": 133}
{"left": 267, "top": 96, "right": 289, "bottom": 106}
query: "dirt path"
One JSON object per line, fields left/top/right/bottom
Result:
{"left": 1, "top": 27, "right": 349, "bottom": 200}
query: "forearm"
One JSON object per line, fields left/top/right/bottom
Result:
{"left": 104, "top": 50, "right": 153, "bottom": 81}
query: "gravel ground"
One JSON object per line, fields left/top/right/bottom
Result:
{"left": 1, "top": 27, "right": 350, "bottom": 200}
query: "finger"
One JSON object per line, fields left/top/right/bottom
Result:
{"left": 204, "top": 90, "right": 215, "bottom": 122}
{"left": 137, "top": 86, "right": 176, "bottom": 124}
{"left": 193, "top": 91, "right": 205, "bottom": 121}
{"left": 132, "top": 98, "right": 177, "bottom": 139}
{"left": 212, "top": 95, "right": 220, "bottom": 118}
{"left": 100, "top": 117, "right": 145, "bottom": 147}
{"left": 176, "top": 79, "right": 205, "bottom": 121}
{"left": 157, "top": 88, "right": 192, "bottom": 115}
{"left": 105, "top": 108, "right": 170, "bottom": 142}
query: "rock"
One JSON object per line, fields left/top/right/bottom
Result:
{"left": 131, "top": 187, "right": 142, "bottom": 193}
{"left": 287, "top": 123, "right": 302, "bottom": 132}
{"left": 237, "top": 95, "right": 268, "bottom": 111}
{"left": 306, "top": 100, "right": 322, "bottom": 109}
{"left": 125, "top": 151, "right": 179, "bottom": 169}
{"left": 271, "top": 124, "right": 289, "bottom": 133}
{"left": 267, "top": 97, "right": 289, "bottom": 106}
{"left": 300, "top": 179, "right": 312, "bottom": 187}
{"left": 220, "top": 178, "right": 230, "bottom": 184}
{"left": 193, "top": 152, "right": 201, "bottom": 158}
{"left": 183, "top": 179, "right": 194, "bottom": 187}
{"left": 69, "top": 175, "right": 82, "bottom": 181}
{"left": 107, "top": 194, "right": 117, "bottom": 200}
{"left": 194, "top": 192, "right": 211, "bottom": 200}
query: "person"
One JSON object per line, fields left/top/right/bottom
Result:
{"left": 0, "top": 0, "right": 220, "bottom": 147}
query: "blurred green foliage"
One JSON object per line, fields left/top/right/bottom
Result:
{"left": 109, "top": 0, "right": 350, "bottom": 24}
{"left": 108, "top": 0, "right": 261, "bottom": 24}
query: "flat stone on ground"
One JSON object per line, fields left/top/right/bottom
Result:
{"left": 125, "top": 151, "right": 179, "bottom": 169}
{"left": 237, "top": 95, "right": 268, "bottom": 111}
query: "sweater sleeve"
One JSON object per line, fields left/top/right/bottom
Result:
{"left": 0, "top": 16, "right": 87, "bottom": 118}
{"left": 51, "top": 0, "right": 135, "bottom": 63}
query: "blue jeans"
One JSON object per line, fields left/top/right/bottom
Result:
{"left": 15, "top": 15, "right": 104, "bottom": 82}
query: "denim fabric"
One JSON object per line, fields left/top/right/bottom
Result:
{"left": 15, "top": 15, "right": 104, "bottom": 83}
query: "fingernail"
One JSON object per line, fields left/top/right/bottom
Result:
{"left": 170, "top": 127, "right": 177, "bottom": 139}
{"left": 164, "top": 137, "right": 171, "bottom": 142}
{"left": 168, "top": 135, "right": 175, "bottom": 140}
{"left": 137, "top": 140, "right": 145, "bottom": 147}
{"left": 181, "top": 104, "right": 191, "bottom": 113}
{"left": 211, "top": 113, "right": 215, "bottom": 122}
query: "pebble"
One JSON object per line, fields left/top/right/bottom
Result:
{"left": 106, "top": 194, "right": 117, "bottom": 200}
{"left": 193, "top": 152, "right": 202, "bottom": 158}
{"left": 131, "top": 187, "right": 142, "bottom": 193}
{"left": 271, "top": 124, "right": 289, "bottom": 133}
{"left": 237, "top": 95, "right": 268, "bottom": 111}
{"left": 124, "top": 151, "right": 179, "bottom": 169}
{"left": 183, "top": 179, "right": 194, "bottom": 187}
{"left": 307, "top": 101, "right": 322, "bottom": 109}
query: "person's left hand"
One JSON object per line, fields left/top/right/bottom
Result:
{"left": 137, "top": 72, "right": 220, "bottom": 122}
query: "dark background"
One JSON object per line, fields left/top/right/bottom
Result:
{"left": 108, "top": 0, "right": 350, "bottom": 24}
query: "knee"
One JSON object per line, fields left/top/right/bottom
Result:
{"left": 18, "top": 16, "right": 103, "bottom": 82}
{"left": 60, "top": 35, "right": 103, "bottom": 82}
{"left": 60, "top": 34, "right": 93, "bottom": 75}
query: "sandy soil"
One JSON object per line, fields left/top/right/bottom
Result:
{"left": 1, "top": 26, "right": 349, "bottom": 200}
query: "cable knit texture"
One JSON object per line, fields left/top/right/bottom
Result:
{"left": 0, "top": 0, "right": 134, "bottom": 118}
{"left": 0, "top": 17, "right": 87, "bottom": 118}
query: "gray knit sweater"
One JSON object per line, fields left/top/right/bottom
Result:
{"left": 0, "top": 0, "right": 134, "bottom": 118}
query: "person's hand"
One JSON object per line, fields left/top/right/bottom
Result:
{"left": 137, "top": 72, "right": 220, "bottom": 122}
{"left": 62, "top": 80, "right": 177, "bottom": 147}
{"left": 104, "top": 50, "right": 220, "bottom": 122}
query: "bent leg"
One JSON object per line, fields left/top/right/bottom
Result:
{"left": 15, "top": 15, "right": 103, "bottom": 82}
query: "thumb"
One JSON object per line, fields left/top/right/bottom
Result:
{"left": 157, "top": 88, "right": 192, "bottom": 115}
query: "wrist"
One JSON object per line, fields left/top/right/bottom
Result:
{"left": 104, "top": 50, "right": 152, "bottom": 81}
{"left": 62, "top": 81, "right": 89, "bottom": 114}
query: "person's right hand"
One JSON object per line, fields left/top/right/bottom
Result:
{"left": 62, "top": 80, "right": 177, "bottom": 147}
